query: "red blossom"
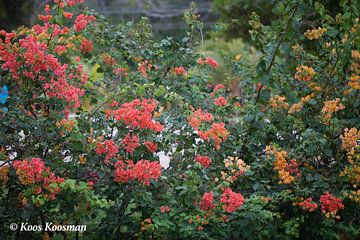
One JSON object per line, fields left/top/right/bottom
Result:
{"left": 174, "top": 66, "right": 187, "bottom": 76}
{"left": 197, "top": 192, "right": 215, "bottom": 211}
{"left": 195, "top": 155, "right": 212, "bottom": 168}
{"left": 220, "top": 188, "right": 245, "bottom": 213}
{"left": 114, "top": 160, "right": 161, "bottom": 185}
{"left": 0, "top": 31, "right": 86, "bottom": 108}
{"left": 319, "top": 192, "right": 344, "bottom": 217}
{"left": 214, "top": 97, "right": 227, "bottom": 107}
{"left": 66, "top": 0, "right": 85, "bottom": 7}
{"left": 54, "top": 45, "right": 67, "bottom": 55}
{"left": 74, "top": 14, "right": 96, "bottom": 32}
{"left": 210, "top": 84, "right": 225, "bottom": 97}
{"left": 187, "top": 109, "right": 213, "bottom": 130}
{"left": 138, "top": 60, "right": 152, "bottom": 77}
{"left": 205, "top": 57, "right": 219, "bottom": 68}
{"left": 95, "top": 139, "right": 119, "bottom": 164}
{"left": 297, "top": 198, "right": 318, "bottom": 212}
{"left": 144, "top": 141, "right": 158, "bottom": 153}
{"left": 122, "top": 133, "right": 140, "bottom": 155}
{"left": 80, "top": 38, "right": 93, "bottom": 53}
{"left": 160, "top": 205, "right": 170, "bottom": 213}
{"left": 12, "top": 158, "right": 64, "bottom": 200}
{"left": 112, "top": 99, "right": 163, "bottom": 132}
{"left": 63, "top": 12, "right": 74, "bottom": 19}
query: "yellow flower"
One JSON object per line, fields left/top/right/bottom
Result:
{"left": 235, "top": 54, "right": 242, "bottom": 61}
{"left": 304, "top": 27, "right": 327, "bottom": 40}
{"left": 295, "top": 65, "right": 316, "bottom": 82}
{"left": 79, "top": 155, "right": 86, "bottom": 164}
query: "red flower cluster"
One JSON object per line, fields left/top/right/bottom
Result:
{"left": 214, "top": 97, "right": 227, "bottom": 107}
{"left": 205, "top": 57, "right": 219, "bottom": 68}
{"left": 285, "top": 159, "right": 301, "bottom": 178}
{"left": 187, "top": 109, "right": 213, "bottom": 130}
{"left": 74, "top": 14, "right": 96, "bottom": 32}
{"left": 220, "top": 188, "right": 245, "bottom": 213}
{"left": 63, "top": 12, "right": 74, "bottom": 19}
{"left": 121, "top": 133, "right": 140, "bottom": 155}
{"left": 114, "top": 160, "right": 161, "bottom": 185}
{"left": 320, "top": 192, "right": 344, "bottom": 218}
{"left": 80, "top": 38, "right": 93, "bottom": 53}
{"left": 198, "top": 57, "right": 219, "bottom": 69}
{"left": 0, "top": 8, "right": 93, "bottom": 109}
{"left": 95, "top": 139, "right": 119, "bottom": 164}
{"left": 210, "top": 84, "right": 225, "bottom": 97}
{"left": 197, "top": 192, "right": 215, "bottom": 211}
{"left": 297, "top": 198, "right": 318, "bottom": 212}
{"left": 144, "top": 141, "right": 158, "bottom": 153}
{"left": 174, "top": 66, "right": 187, "bottom": 76}
{"left": 112, "top": 99, "right": 164, "bottom": 132}
{"left": 66, "top": 0, "right": 85, "bottom": 7}
{"left": 195, "top": 155, "right": 212, "bottom": 168}
{"left": 12, "top": 158, "right": 64, "bottom": 201}
{"left": 160, "top": 205, "right": 170, "bottom": 213}
{"left": 12, "top": 158, "right": 46, "bottom": 185}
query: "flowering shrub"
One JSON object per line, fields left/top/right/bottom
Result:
{"left": 0, "top": 0, "right": 360, "bottom": 239}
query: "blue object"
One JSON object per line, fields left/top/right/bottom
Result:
{"left": 0, "top": 85, "right": 9, "bottom": 111}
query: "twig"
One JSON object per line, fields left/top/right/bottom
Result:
{"left": 256, "top": 6, "right": 298, "bottom": 103}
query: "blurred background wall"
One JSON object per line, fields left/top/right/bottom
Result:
{"left": 0, "top": 0, "right": 216, "bottom": 37}
{"left": 0, "top": 0, "right": 341, "bottom": 39}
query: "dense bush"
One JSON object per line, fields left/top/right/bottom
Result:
{"left": 0, "top": 0, "right": 359, "bottom": 239}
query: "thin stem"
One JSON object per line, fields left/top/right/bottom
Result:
{"left": 256, "top": 6, "right": 298, "bottom": 103}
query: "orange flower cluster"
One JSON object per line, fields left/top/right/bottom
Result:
{"left": 287, "top": 93, "right": 316, "bottom": 114}
{"left": 321, "top": 98, "right": 345, "bottom": 122}
{"left": 221, "top": 156, "right": 250, "bottom": 183}
{"left": 102, "top": 53, "right": 116, "bottom": 67}
{"left": 266, "top": 146, "right": 298, "bottom": 184}
{"left": 345, "top": 50, "right": 360, "bottom": 93}
{"left": 0, "top": 165, "right": 9, "bottom": 184}
{"left": 304, "top": 27, "right": 327, "bottom": 40}
{"left": 340, "top": 163, "right": 360, "bottom": 186}
{"left": 140, "top": 218, "right": 153, "bottom": 232}
{"left": 341, "top": 146, "right": 360, "bottom": 182}
{"left": 138, "top": 60, "right": 153, "bottom": 78}
{"left": 295, "top": 65, "right": 316, "bottom": 82}
{"left": 12, "top": 158, "right": 64, "bottom": 201}
{"left": 288, "top": 102, "right": 303, "bottom": 114}
{"left": 198, "top": 123, "right": 230, "bottom": 150}
{"left": 340, "top": 128, "right": 360, "bottom": 152}
{"left": 269, "top": 95, "right": 289, "bottom": 109}
{"left": 308, "top": 82, "right": 322, "bottom": 92}
{"left": 187, "top": 109, "right": 213, "bottom": 130}
{"left": 56, "top": 119, "right": 76, "bottom": 132}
